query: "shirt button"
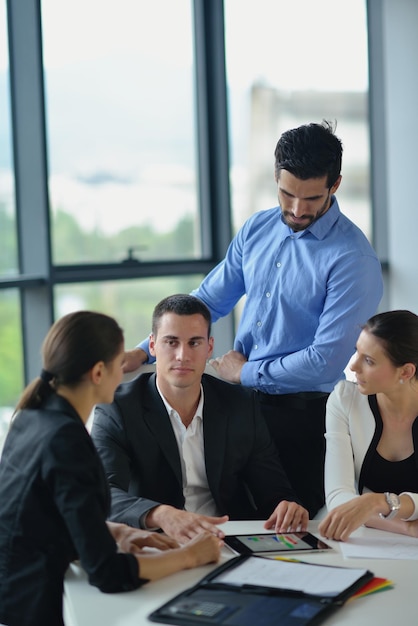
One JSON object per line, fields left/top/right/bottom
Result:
{"left": 276, "top": 262, "right": 281, "bottom": 268}
{"left": 254, "top": 345, "right": 258, "bottom": 350}
{"left": 257, "top": 321, "right": 262, "bottom": 327}
{"left": 265, "top": 292, "right": 271, "bottom": 298}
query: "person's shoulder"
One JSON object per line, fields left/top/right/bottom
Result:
{"left": 114, "top": 372, "right": 154, "bottom": 401}
{"left": 335, "top": 211, "right": 378, "bottom": 252}
{"left": 329, "top": 379, "right": 368, "bottom": 411}
{"left": 331, "top": 379, "right": 358, "bottom": 399}
{"left": 94, "top": 373, "right": 155, "bottom": 422}
{"left": 241, "top": 206, "right": 281, "bottom": 230}
{"left": 202, "top": 374, "right": 255, "bottom": 400}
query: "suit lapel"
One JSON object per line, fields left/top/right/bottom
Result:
{"left": 201, "top": 377, "right": 228, "bottom": 497}
{"left": 142, "top": 374, "right": 183, "bottom": 488}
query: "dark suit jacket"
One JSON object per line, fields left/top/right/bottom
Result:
{"left": 0, "top": 395, "right": 142, "bottom": 626}
{"left": 92, "top": 373, "right": 301, "bottom": 528}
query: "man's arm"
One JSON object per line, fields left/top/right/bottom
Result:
{"left": 123, "top": 347, "right": 148, "bottom": 373}
{"left": 144, "top": 505, "right": 228, "bottom": 543}
{"left": 240, "top": 253, "right": 383, "bottom": 391}
{"left": 91, "top": 403, "right": 161, "bottom": 527}
{"left": 91, "top": 401, "right": 228, "bottom": 542}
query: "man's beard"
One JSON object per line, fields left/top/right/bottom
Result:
{"left": 282, "top": 193, "right": 331, "bottom": 232}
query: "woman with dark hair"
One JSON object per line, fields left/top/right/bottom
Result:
{"left": 319, "top": 310, "right": 418, "bottom": 542}
{"left": 0, "top": 311, "right": 221, "bottom": 626}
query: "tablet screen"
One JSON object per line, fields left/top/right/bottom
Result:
{"left": 224, "top": 532, "right": 333, "bottom": 555}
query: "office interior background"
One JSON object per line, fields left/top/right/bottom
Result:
{"left": 1, "top": 0, "right": 417, "bottom": 451}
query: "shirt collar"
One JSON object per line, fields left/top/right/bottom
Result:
{"left": 279, "top": 195, "right": 341, "bottom": 240}
{"left": 156, "top": 380, "right": 204, "bottom": 422}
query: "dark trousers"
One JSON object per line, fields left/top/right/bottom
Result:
{"left": 258, "top": 392, "right": 329, "bottom": 519}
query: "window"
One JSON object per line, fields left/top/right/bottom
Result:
{"left": 0, "top": 288, "right": 23, "bottom": 452}
{"left": 54, "top": 275, "right": 203, "bottom": 348}
{"left": 224, "top": 0, "right": 371, "bottom": 239}
{"left": 0, "top": 2, "right": 21, "bottom": 451}
{"left": 41, "top": 0, "right": 200, "bottom": 265}
{"left": 0, "top": 1, "right": 17, "bottom": 276}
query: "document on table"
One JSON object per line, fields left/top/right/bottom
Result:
{"left": 213, "top": 556, "right": 368, "bottom": 597}
{"left": 340, "top": 528, "right": 418, "bottom": 559}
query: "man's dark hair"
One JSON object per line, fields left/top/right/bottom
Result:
{"left": 274, "top": 120, "right": 343, "bottom": 188}
{"left": 152, "top": 294, "right": 212, "bottom": 337}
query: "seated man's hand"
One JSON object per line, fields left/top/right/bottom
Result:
{"left": 263, "top": 501, "right": 309, "bottom": 534}
{"left": 122, "top": 348, "right": 148, "bottom": 373}
{"left": 146, "top": 505, "right": 229, "bottom": 543}
{"left": 107, "top": 521, "right": 179, "bottom": 553}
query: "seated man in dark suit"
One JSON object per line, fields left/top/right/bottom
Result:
{"left": 92, "top": 294, "right": 308, "bottom": 542}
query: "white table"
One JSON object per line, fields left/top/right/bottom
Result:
{"left": 64, "top": 521, "right": 417, "bottom": 625}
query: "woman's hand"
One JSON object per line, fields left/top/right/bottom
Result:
{"left": 181, "top": 531, "right": 223, "bottom": 568}
{"left": 107, "top": 521, "right": 179, "bottom": 553}
{"left": 135, "top": 531, "right": 222, "bottom": 582}
{"left": 318, "top": 494, "right": 382, "bottom": 541}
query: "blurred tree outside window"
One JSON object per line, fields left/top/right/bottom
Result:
{"left": 0, "top": 2, "right": 22, "bottom": 452}
{"left": 41, "top": 0, "right": 200, "bottom": 266}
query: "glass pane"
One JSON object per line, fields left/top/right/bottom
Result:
{"left": 224, "top": 0, "right": 371, "bottom": 240}
{"left": 41, "top": 0, "right": 200, "bottom": 265}
{"left": 0, "top": 1, "right": 18, "bottom": 276}
{"left": 0, "top": 290, "right": 23, "bottom": 454}
{"left": 54, "top": 275, "right": 204, "bottom": 349}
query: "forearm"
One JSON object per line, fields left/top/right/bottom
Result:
{"left": 365, "top": 492, "right": 415, "bottom": 526}
{"left": 135, "top": 341, "right": 154, "bottom": 362}
{"left": 240, "top": 257, "right": 383, "bottom": 393}
{"left": 135, "top": 532, "right": 221, "bottom": 581}
{"left": 136, "top": 546, "right": 194, "bottom": 581}
{"left": 144, "top": 504, "right": 175, "bottom": 529}
{"left": 109, "top": 489, "right": 162, "bottom": 528}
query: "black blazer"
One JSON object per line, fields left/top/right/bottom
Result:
{"left": 92, "top": 373, "right": 300, "bottom": 528}
{"left": 0, "top": 395, "right": 143, "bottom": 626}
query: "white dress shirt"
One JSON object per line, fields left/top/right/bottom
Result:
{"left": 156, "top": 382, "right": 220, "bottom": 516}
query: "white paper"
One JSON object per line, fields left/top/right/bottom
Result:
{"left": 340, "top": 530, "right": 418, "bottom": 559}
{"left": 214, "top": 556, "right": 368, "bottom": 597}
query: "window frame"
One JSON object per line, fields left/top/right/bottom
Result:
{"left": 3, "top": 0, "right": 233, "bottom": 382}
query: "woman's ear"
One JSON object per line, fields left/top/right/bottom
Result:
{"left": 90, "top": 361, "right": 105, "bottom": 386}
{"left": 401, "top": 362, "right": 416, "bottom": 383}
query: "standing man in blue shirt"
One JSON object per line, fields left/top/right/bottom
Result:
{"left": 123, "top": 121, "right": 383, "bottom": 517}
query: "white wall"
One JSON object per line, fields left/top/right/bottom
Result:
{"left": 370, "top": 0, "right": 418, "bottom": 313}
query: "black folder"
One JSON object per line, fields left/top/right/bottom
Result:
{"left": 149, "top": 554, "right": 374, "bottom": 626}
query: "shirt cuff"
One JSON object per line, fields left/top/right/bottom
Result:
{"left": 139, "top": 511, "right": 160, "bottom": 531}
{"left": 136, "top": 339, "right": 155, "bottom": 363}
{"left": 239, "top": 360, "right": 259, "bottom": 388}
{"left": 399, "top": 492, "right": 418, "bottom": 521}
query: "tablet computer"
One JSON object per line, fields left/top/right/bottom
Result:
{"left": 224, "top": 531, "right": 333, "bottom": 556}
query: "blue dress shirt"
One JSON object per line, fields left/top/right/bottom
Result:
{"left": 140, "top": 197, "right": 383, "bottom": 395}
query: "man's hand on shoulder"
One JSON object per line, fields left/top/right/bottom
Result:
{"left": 146, "top": 504, "right": 229, "bottom": 543}
{"left": 123, "top": 348, "right": 148, "bottom": 373}
{"left": 209, "top": 350, "right": 247, "bottom": 384}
